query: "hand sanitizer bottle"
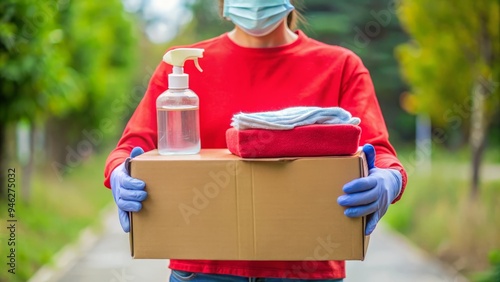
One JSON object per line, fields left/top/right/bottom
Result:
{"left": 157, "top": 48, "right": 204, "bottom": 155}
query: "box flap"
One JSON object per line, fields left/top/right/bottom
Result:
{"left": 133, "top": 149, "right": 240, "bottom": 161}
{"left": 133, "top": 149, "right": 360, "bottom": 163}
{"left": 246, "top": 156, "right": 366, "bottom": 260}
{"left": 134, "top": 149, "right": 299, "bottom": 162}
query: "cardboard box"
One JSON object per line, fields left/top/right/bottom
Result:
{"left": 129, "top": 149, "right": 369, "bottom": 260}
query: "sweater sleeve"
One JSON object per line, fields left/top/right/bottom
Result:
{"left": 338, "top": 53, "right": 407, "bottom": 202}
{"left": 103, "top": 62, "right": 169, "bottom": 188}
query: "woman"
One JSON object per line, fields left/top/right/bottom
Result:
{"left": 104, "top": 0, "right": 407, "bottom": 281}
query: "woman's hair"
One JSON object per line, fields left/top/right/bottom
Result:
{"left": 218, "top": 0, "right": 304, "bottom": 30}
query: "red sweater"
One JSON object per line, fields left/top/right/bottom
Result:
{"left": 104, "top": 30, "right": 407, "bottom": 279}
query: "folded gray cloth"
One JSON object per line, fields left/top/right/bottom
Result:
{"left": 231, "top": 106, "right": 361, "bottom": 130}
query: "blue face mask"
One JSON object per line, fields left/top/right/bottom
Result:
{"left": 223, "top": 0, "right": 295, "bottom": 37}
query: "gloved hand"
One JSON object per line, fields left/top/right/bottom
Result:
{"left": 337, "top": 144, "right": 402, "bottom": 235}
{"left": 111, "top": 147, "right": 147, "bottom": 232}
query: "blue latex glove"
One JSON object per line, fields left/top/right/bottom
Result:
{"left": 111, "top": 147, "right": 147, "bottom": 232}
{"left": 337, "top": 144, "right": 402, "bottom": 235}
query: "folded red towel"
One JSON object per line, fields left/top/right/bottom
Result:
{"left": 226, "top": 124, "right": 361, "bottom": 158}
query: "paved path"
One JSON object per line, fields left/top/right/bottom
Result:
{"left": 44, "top": 207, "right": 466, "bottom": 282}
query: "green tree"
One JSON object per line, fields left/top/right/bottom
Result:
{"left": 0, "top": 0, "right": 84, "bottom": 199}
{"left": 0, "top": 0, "right": 138, "bottom": 199}
{"left": 396, "top": 0, "right": 500, "bottom": 197}
{"left": 46, "top": 0, "right": 138, "bottom": 174}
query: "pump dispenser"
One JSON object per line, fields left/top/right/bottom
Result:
{"left": 157, "top": 48, "right": 204, "bottom": 155}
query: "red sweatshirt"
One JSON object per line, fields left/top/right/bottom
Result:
{"left": 104, "top": 30, "right": 407, "bottom": 279}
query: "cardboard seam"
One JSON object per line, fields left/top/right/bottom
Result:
{"left": 251, "top": 163, "right": 256, "bottom": 258}
{"left": 352, "top": 218, "right": 356, "bottom": 259}
{"left": 235, "top": 161, "right": 241, "bottom": 259}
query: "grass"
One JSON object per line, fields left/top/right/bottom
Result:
{"left": 0, "top": 151, "right": 113, "bottom": 282}
{"left": 384, "top": 145, "right": 500, "bottom": 280}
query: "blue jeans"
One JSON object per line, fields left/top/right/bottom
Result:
{"left": 170, "top": 270, "right": 344, "bottom": 282}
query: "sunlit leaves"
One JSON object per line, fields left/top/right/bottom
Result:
{"left": 396, "top": 0, "right": 499, "bottom": 128}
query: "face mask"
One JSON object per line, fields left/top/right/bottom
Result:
{"left": 223, "top": 0, "right": 295, "bottom": 37}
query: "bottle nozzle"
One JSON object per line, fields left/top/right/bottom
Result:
{"left": 163, "top": 48, "right": 204, "bottom": 72}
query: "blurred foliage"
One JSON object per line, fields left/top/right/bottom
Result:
{"left": 0, "top": 0, "right": 83, "bottom": 124}
{"left": 396, "top": 0, "right": 500, "bottom": 139}
{"left": 45, "top": 0, "right": 138, "bottom": 165}
{"left": 0, "top": 0, "right": 138, "bottom": 168}
{"left": 396, "top": 0, "right": 499, "bottom": 199}
{"left": 53, "top": 0, "right": 138, "bottom": 130}
{"left": 473, "top": 249, "right": 500, "bottom": 282}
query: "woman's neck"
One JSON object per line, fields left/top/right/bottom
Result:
{"left": 227, "top": 21, "right": 298, "bottom": 48}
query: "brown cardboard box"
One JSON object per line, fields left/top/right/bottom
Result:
{"left": 129, "top": 149, "right": 369, "bottom": 260}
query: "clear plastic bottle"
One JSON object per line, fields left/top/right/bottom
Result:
{"left": 157, "top": 89, "right": 200, "bottom": 155}
{"left": 156, "top": 48, "right": 204, "bottom": 155}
